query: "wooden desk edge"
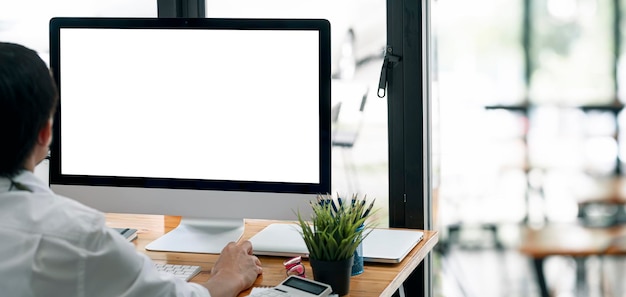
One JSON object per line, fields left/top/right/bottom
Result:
{"left": 106, "top": 215, "right": 439, "bottom": 297}
{"left": 380, "top": 230, "right": 439, "bottom": 297}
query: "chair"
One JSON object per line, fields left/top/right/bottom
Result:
{"left": 331, "top": 81, "right": 369, "bottom": 194}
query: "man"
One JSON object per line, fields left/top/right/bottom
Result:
{"left": 0, "top": 42, "right": 262, "bottom": 297}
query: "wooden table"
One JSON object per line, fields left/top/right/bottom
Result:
{"left": 519, "top": 223, "right": 626, "bottom": 297}
{"left": 105, "top": 213, "right": 439, "bottom": 297}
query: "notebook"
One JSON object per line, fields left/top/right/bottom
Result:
{"left": 249, "top": 223, "right": 423, "bottom": 263}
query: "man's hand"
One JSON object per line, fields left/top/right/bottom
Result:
{"left": 203, "top": 241, "right": 262, "bottom": 297}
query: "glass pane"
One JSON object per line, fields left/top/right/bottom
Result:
{"left": 434, "top": 0, "right": 525, "bottom": 106}
{"left": 434, "top": 0, "right": 526, "bottom": 228}
{"left": 528, "top": 107, "right": 586, "bottom": 169}
{"left": 528, "top": 108, "right": 617, "bottom": 175}
{"left": 618, "top": 0, "right": 626, "bottom": 101}
{"left": 206, "top": 0, "right": 389, "bottom": 226}
{"left": 530, "top": 0, "right": 613, "bottom": 104}
{"left": 584, "top": 111, "right": 618, "bottom": 174}
{"left": 0, "top": 0, "right": 157, "bottom": 63}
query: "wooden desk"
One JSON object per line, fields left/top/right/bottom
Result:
{"left": 519, "top": 224, "right": 626, "bottom": 297}
{"left": 105, "top": 214, "right": 439, "bottom": 297}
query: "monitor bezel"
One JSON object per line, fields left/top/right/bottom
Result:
{"left": 48, "top": 17, "right": 332, "bottom": 196}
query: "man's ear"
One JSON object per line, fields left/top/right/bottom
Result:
{"left": 38, "top": 119, "right": 53, "bottom": 146}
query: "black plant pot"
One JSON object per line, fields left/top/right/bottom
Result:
{"left": 309, "top": 256, "right": 354, "bottom": 296}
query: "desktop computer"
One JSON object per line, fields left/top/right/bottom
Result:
{"left": 48, "top": 17, "right": 331, "bottom": 253}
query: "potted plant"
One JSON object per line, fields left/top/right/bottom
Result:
{"left": 296, "top": 193, "right": 376, "bottom": 296}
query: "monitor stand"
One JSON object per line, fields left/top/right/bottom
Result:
{"left": 145, "top": 217, "right": 245, "bottom": 254}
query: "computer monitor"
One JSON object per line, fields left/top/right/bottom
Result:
{"left": 48, "top": 17, "right": 331, "bottom": 254}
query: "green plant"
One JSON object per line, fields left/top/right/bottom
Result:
{"left": 296, "top": 194, "right": 376, "bottom": 261}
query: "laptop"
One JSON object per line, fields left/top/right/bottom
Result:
{"left": 249, "top": 223, "right": 424, "bottom": 263}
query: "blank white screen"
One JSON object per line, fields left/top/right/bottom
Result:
{"left": 59, "top": 28, "right": 320, "bottom": 183}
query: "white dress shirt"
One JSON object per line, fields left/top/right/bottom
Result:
{"left": 0, "top": 171, "right": 211, "bottom": 297}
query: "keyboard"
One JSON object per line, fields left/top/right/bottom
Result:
{"left": 154, "top": 263, "right": 202, "bottom": 281}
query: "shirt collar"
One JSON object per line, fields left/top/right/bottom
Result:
{"left": 0, "top": 170, "right": 53, "bottom": 194}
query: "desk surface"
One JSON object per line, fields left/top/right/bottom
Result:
{"left": 105, "top": 214, "right": 439, "bottom": 297}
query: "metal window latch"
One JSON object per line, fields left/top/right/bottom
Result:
{"left": 377, "top": 47, "right": 401, "bottom": 98}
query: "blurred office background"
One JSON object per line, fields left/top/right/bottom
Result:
{"left": 433, "top": 0, "right": 626, "bottom": 296}
{"left": 5, "top": 0, "right": 626, "bottom": 296}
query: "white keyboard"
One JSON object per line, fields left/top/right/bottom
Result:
{"left": 154, "top": 263, "right": 201, "bottom": 281}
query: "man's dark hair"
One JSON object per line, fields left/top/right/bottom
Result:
{"left": 0, "top": 42, "right": 58, "bottom": 177}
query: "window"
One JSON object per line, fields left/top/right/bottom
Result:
{"left": 530, "top": 0, "right": 614, "bottom": 105}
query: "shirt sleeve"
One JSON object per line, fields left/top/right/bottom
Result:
{"left": 81, "top": 223, "right": 211, "bottom": 297}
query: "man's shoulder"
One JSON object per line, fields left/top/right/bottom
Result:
{"left": 0, "top": 190, "right": 108, "bottom": 247}
{"left": 14, "top": 191, "right": 106, "bottom": 243}
{"left": 47, "top": 193, "right": 107, "bottom": 237}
